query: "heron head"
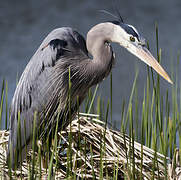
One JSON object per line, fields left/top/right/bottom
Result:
{"left": 110, "top": 21, "right": 173, "bottom": 84}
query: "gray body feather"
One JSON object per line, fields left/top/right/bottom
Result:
{"left": 7, "top": 25, "right": 115, "bottom": 167}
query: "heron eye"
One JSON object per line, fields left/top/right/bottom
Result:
{"left": 130, "top": 36, "right": 135, "bottom": 42}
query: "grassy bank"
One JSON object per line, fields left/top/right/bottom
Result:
{"left": 0, "top": 24, "right": 180, "bottom": 179}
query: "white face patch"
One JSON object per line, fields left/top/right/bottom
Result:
{"left": 111, "top": 24, "right": 137, "bottom": 49}
{"left": 112, "top": 24, "right": 130, "bottom": 46}
{"left": 120, "top": 23, "right": 140, "bottom": 42}
{"left": 122, "top": 24, "right": 147, "bottom": 46}
{"left": 110, "top": 22, "right": 146, "bottom": 50}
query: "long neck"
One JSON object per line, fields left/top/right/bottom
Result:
{"left": 86, "top": 23, "right": 115, "bottom": 85}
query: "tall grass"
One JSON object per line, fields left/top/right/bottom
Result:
{"left": 1, "top": 24, "right": 180, "bottom": 179}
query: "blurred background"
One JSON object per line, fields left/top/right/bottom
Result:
{"left": 0, "top": 0, "right": 180, "bottom": 127}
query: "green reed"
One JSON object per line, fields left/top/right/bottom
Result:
{"left": 0, "top": 23, "right": 180, "bottom": 179}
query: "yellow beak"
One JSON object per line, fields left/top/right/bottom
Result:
{"left": 127, "top": 45, "right": 173, "bottom": 84}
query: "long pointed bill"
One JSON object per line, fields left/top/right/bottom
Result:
{"left": 127, "top": 45, "right": 173, "bottom": 84}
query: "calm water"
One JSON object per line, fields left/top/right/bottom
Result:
{"left": 0, "top": 0, "right": 181, "bottom": 126}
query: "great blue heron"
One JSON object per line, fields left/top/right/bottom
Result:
{"left": 7, "top": 20, "right": 172, "bottom": 168}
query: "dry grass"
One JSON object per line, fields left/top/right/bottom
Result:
{"left": 0, "top": 113, "right": 180, "bottom": 179}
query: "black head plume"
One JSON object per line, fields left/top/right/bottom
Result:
{"left": 99, "top": 10, "right": 124, "bottom": 23}
{"left": 115, "top": 9, "right": 124, "bottom": 23}
{"left": 112, "top": 0, "right": 124, "bottom": 23}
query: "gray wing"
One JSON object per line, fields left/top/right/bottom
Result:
{"left": 7, "top": 27, "right": 88, "bottom": 166}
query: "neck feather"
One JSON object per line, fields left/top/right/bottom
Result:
{"left": 86, "top": 22, "right": 114, "bottom": 58}
{"left": 84, "top": 23, "right": 115, "bottom": 86}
